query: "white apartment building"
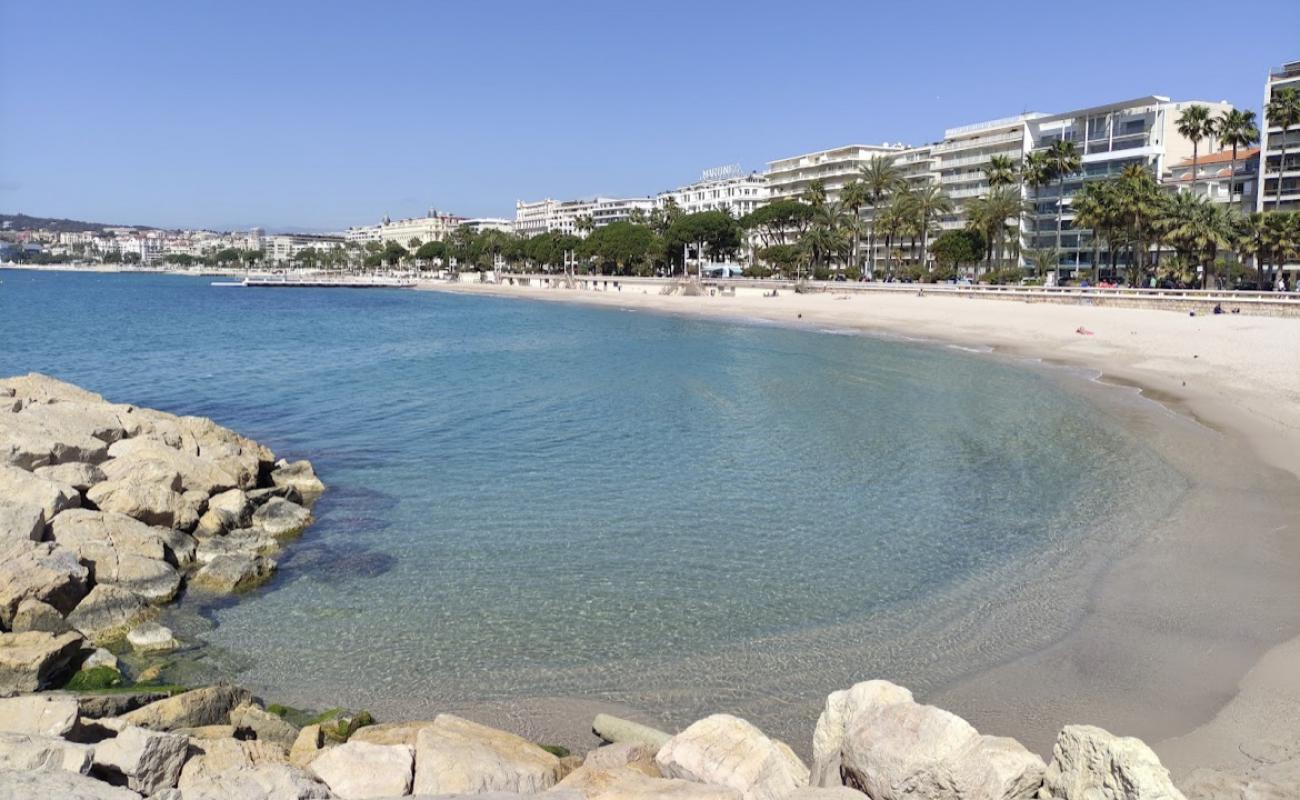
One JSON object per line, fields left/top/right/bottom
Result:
{"left": 656, "top": 167, "right": 768, "bottom": 218}
{"left": 1165, "top": 147, "right": 1260, "bottom": 211}
{"left": 765, "top": 144, "right": 908, "bottom": 203}
{"left": 461, "top": 218, "right": 515, "bottom": 234}
{"left": 1258, "top": 60, "right": 1300, "bottom": 215}
{"left": 514, "top": 197, "right": 654, "bottom": 238}
{"left": 1026, "top": 96, "right": 1233, "bottom": 275}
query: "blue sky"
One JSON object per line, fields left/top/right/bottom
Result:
{"left": 2, "top": 0, "right": 1297, "bottom": 232}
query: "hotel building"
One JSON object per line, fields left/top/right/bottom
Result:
{"left": 514, "top": 196, "right": 654, "bottom": 238}
{"left": 656, "top": 168, "right": 769, "bottom": 218}
{"left": 345, "top": 210, "right": 466, "bottom": 246}
{"left": 1258, "top": 60, "right": 1300, "bottom": 215}
{"left": 765, "top": 144, "right": 909, "bottom": 204}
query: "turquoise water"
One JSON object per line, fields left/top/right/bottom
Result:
{"left": 0, "top": 270, "right": 1182, "bottom": 743}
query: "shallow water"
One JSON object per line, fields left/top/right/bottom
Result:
{"left": 0, "top": 270, "right": 1185, "bottom": 745}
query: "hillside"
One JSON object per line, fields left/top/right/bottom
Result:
{"left": 0, "top": 213, "right": 154, "bottom": 233}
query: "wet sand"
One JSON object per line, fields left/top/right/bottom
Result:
{"left": 415, "top": 280, "right": 1300, "bottom": 775}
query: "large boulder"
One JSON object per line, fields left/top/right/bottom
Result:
{"left": 66, "top": 585, "right": 152, "bottom": 641}
{"left": 1039, "top": 725, "right": 1185, "bottom": 800}
{"left": 0, "top": 630, "right": 85, "bottom": 695}
{"left": 412, "top": 713, "right": 564, "bottom": 795}
{"left": 21, "top": 401, "right": 129, "bottom": 446}
{"left": 811, "top": 680, "right": 916, "bottom": 787}
{"left": 47, "top": 510, "right": 183, "bottom": 601}
{"left": 0, "top": 373, "right": 104, "bottom": 407}
{"left": 0, "top": 694, "right": 80, "bottom": 737}
{"left": 91, "top": 724, "right": 188, "bottom": 795}
{"left": 178, "top": 738, "right": 289, "bottom": 790}
{"left": 0, "top": 501, "right": 44, "bottom": 543}
{"left": 174, "top": 763, "right": 330, "bottom": 800}
{"left": 178, "top": 415, "right": 274, "bottom": 491}
{"left": 10, "top": 597, "right": 72, "bottom": 634}
{"left": 309, "top": 740, "right": 414, "bottom": 799}
{"left": 119, "top": 684, "right": 252, "bottom": 731}
{"left": 230, "top": 702, "right": 301, "bottom": 749}
{"left": 85, "top": 479, "right": 187, "bottom": 530}
{"left": 126, "top": 622, "right": 177, "bottom": 653}
{"left": 270, "top": 460, "right": 325, "bottom": 498}
{"left": 34, "top": 462, "right": 106, "bottom": 493}
{"left": 288, "top": 724, "right": 324, "bottom": 769}
{"left": 191, "top": 553, "right": 277, "bottom": 594}
{"left": 0, "top": 731, "right": 94, "bottom": 773}
{"left": 105, "top": 438, "right": 238, "bottom": 496}
{"left": 559, "top": 761, "right": 742, "bottom": 799}
{"left": 655, "top": 714, "right": 809, "bottom": 800}
{"left": 831, "top": 690, "right": 1044, "bottom": 800}
{"left": 0, "top": 408, "right": 110, "bottom": 469}
{"left": 0, "top": 463, "right": 80, "bottom": 520}
{"left": 195, "top": 488, "right": 253, "bottom": 537}
{"left": 251, "top": 497, "right": 312, "bottom": 539}
{"left": 0, "top": 540, "right": 88, "bottom": 627}
{"left": 0, "top": 767, "right": 141, "bottom": 800}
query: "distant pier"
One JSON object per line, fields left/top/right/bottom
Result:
{"left": 212, "top": 276, "right": 415, "bottom": 289}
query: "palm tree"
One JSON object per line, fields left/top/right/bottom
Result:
{"left": 982, "top": 155, "right": 1018, "bottom": 189}
{"left": 908, "top": 183, "right": 953, "bottom": 272}
{"left": 1071, "top": 180, "right": 1119, "bottom": 283}
{"left": 1235, "top": 212, "right": 1271, "bottom": 284}
{"left": 802, "top": 202, "right": 851, "bottom": 275}
{"left": 1163, "top": 192, "right": 1235, "bottom": 288}
{"left": 1022, "top": 150, "right": 1055, "bottom": 274}
{"left": 1023, "top": 246, "right": 1061, "bottom": 280}
{"left": 1113, "top": 164, "right": 1164, "bottom": 286}
{"left": 1176, "top": 105, "right": 1215, "bottom": 193}
{"left": 1045, "top": 140, "right": 1082, "bottom": 282}
{"left": 966, "top": 186, "right": 1024, "bottom": 272}
{"left": 1264, "top": 87, "right": 1300, "bottom": 214}
{"left": 858, "top": 156, "right": 903, "bottom": 279}
{"left": 1214, "top": 108, "right": 1260, "bottom": 207}
{"left": 839, "top": 180, "right": 870, "bottom": 277}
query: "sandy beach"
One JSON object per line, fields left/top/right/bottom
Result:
{"left": 416, "top": 279, "right": 1300, "bottom": 777}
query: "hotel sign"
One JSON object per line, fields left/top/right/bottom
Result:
{"left": 700, "top": 164, "right": 744, "bottom": 182}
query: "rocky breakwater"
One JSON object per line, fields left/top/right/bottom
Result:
{"left": 1, "top": 372, "right": 323, "bottom": 694}
{"left": 0, "top": 676, "right": 1262, "bottom": 800}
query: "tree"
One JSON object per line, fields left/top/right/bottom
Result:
{"left": 1023, "top": 246, "right": 1061, "bottom": 280}
{"left": 801, "top": 202, "right": 851, "bottom": 275}
{"left": 1176, "top": 104, "right": 1215, "bottom": 192}
{"left": 574, "top": 215, "right": 595, "bottom": 237}
{"left": 1213, "top": 108, "right": 1260, "bottom": 205}
{"left": 381, "top": 240, "right": 408, "bottom": 268}
{"left": 122, "top": 251, "right": 142, "bottom": 265}
{"left": 1162, "top": 192, "right": 1234, "bottom": 288}
{"left": 803, "top": 180, "right": 827, "bottom": 209}
{"left": 666, "top": 211, "right": 742, "bottom": 276}
{"left": 415, "top": 240, "right": 447, "bottom": 269}
{"left": 982, "top": 155, "right": 1018, "bottom": 189}
{"left": 756, "top": 245, "right": 802, "bottom": 278}
{"left": 839, "top": 180, "right": 870, "bottom": 277}
{"left": 580, "top": 222, "right": 657, "bottom": 274}
{"left": 858, "top": 155, "right": 903, "bottom": 278}
{"left": 1264, "top": 87, "right": 1300, "bottom": 215}
{"left": 907, "top": 183, "right": 953, "bottom": 272}
{"left": 740, "top": 200, "right": 814, "bottom": 249}
{"left": 1072, "top": 180, "right": 1120, "bottom": 282}
{"left": 965, "top": 186, "right": 1024, "bottom": 272}
{"left": 931, "top": 229, "right": 986, "bottom": 275}
{"left": 408, "top": 237, "right": 423, "bottom": 250}
{"left": 1021, "top": 150, "right": 1055, "bottom": 273}
{"left": 1112, "top": 164, "right": 1163, "bottom": 286}
{"left": 1044, "top": 139, "right": 1082, "bottom": 282}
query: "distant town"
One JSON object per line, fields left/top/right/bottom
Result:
{"left": 4, "top": 60, "right": 1298, "bottom": 288}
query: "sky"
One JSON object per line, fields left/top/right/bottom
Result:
{"left": 2, "top": 0, "right": 1298, "bottom": 233}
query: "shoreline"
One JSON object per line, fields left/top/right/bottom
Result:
{"left": 413, "top": 279, "right": 1300, "bottom": 778}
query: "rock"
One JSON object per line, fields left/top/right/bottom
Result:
{"left": 583, "top": 741, "right": 662, "bottom": 777}
{"left": 57, "top": 689, "right": 173, "bottom": 720}
{"left": 175, "top": 490, "right": 207, "bottom": 533}
{"left": 0, "top": 407, "right": 110, "bottom": 469}
{"left": 179, "top": 416, "right": 274, "bottom": 491}
{"left": 92, "top": 725, "right": 187, "bottom": 795}
{"left": 11, "top": 597, "right": 72, "bottom": 634}
{"left": 176, "top": 724, "right": 237, "bottom": 739}
{"left": 0, "top": 500, "right": 43, "bottom": 543}
{"left": 786, "top": 790, "right": 869, "bottom": 799}
{"left": 810, "top": 680, "right": 915, "bottom": 787}
{"left": 270, "top": 460, "right": 325, "bottom": 498}
{"left": 35, "top": 462, "right": 107, "bottom": 493}
{"left": 0, "top": 462, "right": 80, "bottom": 520}
{"left": 349, "top": 720, "right": 437, "bottom": 747}
{"left": 558, "top": 761, "right": 743, "bottom": 799}
{"left": 119, "top": 685, "right": 251, "bottom": 731}
{"left": 1180, "top": 759, "right": 1300, "bottom": 800}
{"left": 97, "top": 457, "right": 183, "bottom": 493}
{"left": 0, "top": 766, "right": 142, "bottom": 799}
{"left": 0, "top": 731, "right": 94, "bottom": 773}
{"left": 309, "top": 740, "right": 414, "bottom": 799}
{"left": 195, "top": 488, "right": 253, "bottom": 537}
{"left": 195, "top": 529, "right": 278, "bottom": 563}
{"left": 289, "top": 724, "right": 324, "bottom": 769}
{"left": 0, "top": 630, "right": 85, "bottom": 695}
{"left": 0, "top": 540, "right": 89, "bottom": 627}
{"left": 1040, "top": 725, "right": 1185, "bottom": 800}
{"left": 105, "top": 439, "right": 238, "bottom": 496}
{"left": 0, "top": 694, "right": 79, "bottom": 737}
{"left": 0, "top": 373, "right": 104, "bottom": 406}
{"left": 178, "top": 737, "right": 289, "bottom": 789}
{"left": 48, "top": 510, "right": 183, "bottom": 602}
{"left": 20, "top": 402, "right": 128, "bottom": 451}
{"left": 834, "top": 693, "right": 1044, "bottom": 800}
{"left": 126, "top": 623, "right": 177, "bottom": 653}
{"left": 86, "top": 479, "right": 187, "bottom": 530}
{"left": 191, "top": 553, "right": 277, "bottom": 593}
{"left": 85, "top": 647, "right": 120, "bottom": 671}
{"left": 592, "top": 712, "right": 673, "bottom": 750}
{"left": 66, "top": 585, "right": 152, "bottom": 641}
{"left": 251, "top": 498, "right": 312, "bottom": 539}
{"left": 230, "top": 702, "right": 300, "bottom": 749}
{"left": 655, "top": 714, "right": 809, "bottom": 800}
{"left": 412, "top": 713, "right": 564, "bottom": 795}
{"left": 174, "top": 763, "right": 330, "bottom": 800}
